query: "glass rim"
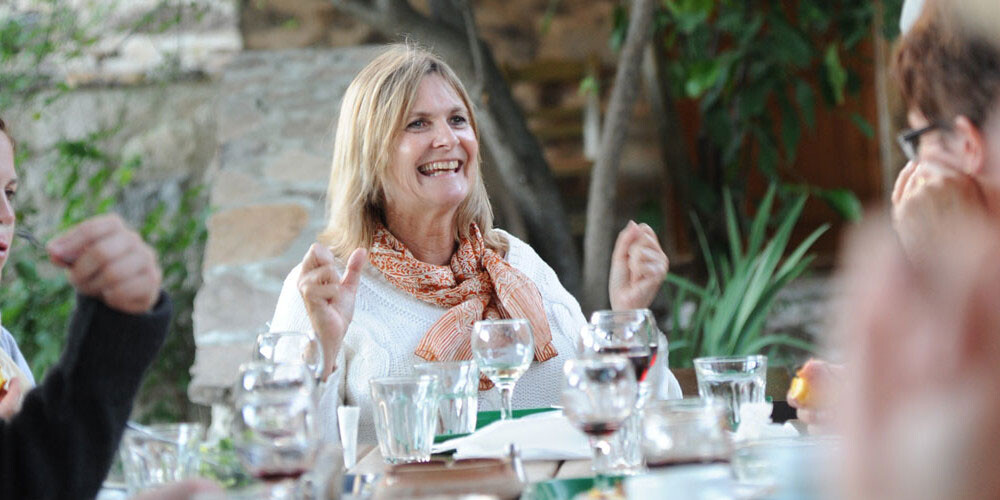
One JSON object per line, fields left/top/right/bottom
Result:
{"left": 563, "top": 354, "right": 632, "bottom": 370}
{"left": 590, "top": 308, "right": 653, "bottom": 318}
{"left": 412, "top": 359, "right": 478, "bottom": 369}
{"left": 473, "top": 318, "right": 530, "bottom": 326}
{"left": 693, "top": 354, "right": 767, "bottom": 365}
{"left": 644, "top": 396, "right": 727, "bottom": 411}
{"left": 369, "top": 374, "right": 439, "bottom": 386}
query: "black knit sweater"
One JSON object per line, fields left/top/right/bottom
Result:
{"left": 0, "top": 293, "right": 172, "bottom": 499}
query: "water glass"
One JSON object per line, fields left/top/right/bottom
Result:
{"left": 471, "top": 319, "right": 534, "bottom": 420}
{"left": 693, "top": 355, "right": 767, "bottom": 429}
{"left": 562, "top": 357, "right": 638, "bottom": 496}
{"left": 233, "top": 362, "right": 318, "bottom": 486}
{"left": 370, "top": 375, "right": 439, "bottom": 464}
{"left": 120, "top": 423, "right": 204, "bottom": 495}
{"left": 413, "top": 360, "right": 479, "bottom": 435}
{"left": 254, "top": 331, "right": 324, "bottom": 380}
{"left": 641, "top": 398, "right": 731, "bottom": 468}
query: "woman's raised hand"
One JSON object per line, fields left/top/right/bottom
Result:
{"left": 297, "top": 244, "right": 367, "bottom": 380}
{"left": 608, "top": 221, "right": 669, "bottom": 311}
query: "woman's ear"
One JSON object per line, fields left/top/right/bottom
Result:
{"left": 952, "top": 115, "right": 987, "bottom": 176}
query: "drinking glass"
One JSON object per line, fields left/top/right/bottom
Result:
{"left": 120, "top": 423, "right": 204, "bottom": 495}
{"left": 562, "top": 357, "right": 638, "bottom": 497}
{"left": 254, "top": 331, "right": 324, "bottom": 380}
{"left": 232, "top": 361, "right": 318, "bottom": 492}
{"left": 471, "top": 319, "right": 534, "bottom": 420}
{"left": 582, "top": 309, "right": 660, "bottom": 474}
{"left": 413, "top": 360, "right": 479, "bottom": 435}
{"left": 369, "top": 375, "right": 440, "bottom": 464}
{"left": 641, "top": 398, "right": 731, "bottom": 468}
{"left": 693, "top": 355, "right": 767, "bottom": 430}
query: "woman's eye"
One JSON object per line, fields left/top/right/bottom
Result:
{"left": 5, "top": 190, "right": 15, "bottom": 201}
{"left": 406, "top": 119, "right": 426, "bottom": 130}
{"left": 449, "top": 115, "right": 467, "bottom": 126}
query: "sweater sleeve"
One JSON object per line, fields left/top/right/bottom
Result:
{"left": 0, "top": 292, "right": 171, "bottom": 500}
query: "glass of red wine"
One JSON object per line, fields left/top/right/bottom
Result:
{"left": 233, "top": 361, "right": 318, "bottom": 497}
{"left": 562, "top": 357, "right": 638, "bottom": 498}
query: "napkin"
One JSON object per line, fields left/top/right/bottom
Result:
{"left": 733, "top": 402, "right": 800, "bottom": 442}
{"left": 433, "top": 412, "right": 592, "bottom": 461}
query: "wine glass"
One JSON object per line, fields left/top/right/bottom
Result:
{"left": 562, "top": 357, "right": 638, "bottom": 498}
{"left": 586, "top": 310, "right": 659, "bottom": 395}
{"left": 232, "top": 361, "right": 318, "bottom": 495}
{"left": 471, "top": 318, "right": 534, "bottom": 420}
{"left": 254, "top": 331, "right": 324, "bottom": 381}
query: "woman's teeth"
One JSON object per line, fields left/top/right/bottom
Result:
{"left": 418, "top": 160, "right": 460, "bottom": 176}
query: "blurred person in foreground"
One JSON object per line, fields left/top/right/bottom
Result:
{"left": 790, "top": 0, "right": 1000, "bottom": 427}
{"left": 0, "top": 118, "right": 217, "bottom": 499}
{"left": 268, "top": 44, "right": 681, "bottom": 444}
{"left": 834, "top": 212, "right": 1000, "bottom": 499}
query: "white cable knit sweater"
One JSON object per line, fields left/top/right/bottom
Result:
{"left": 269, "top": 230, "right": 681, "bottom": 444}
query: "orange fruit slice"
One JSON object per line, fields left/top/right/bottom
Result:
{"left": 787, "top": 376, "right": 812, "bottom": 407}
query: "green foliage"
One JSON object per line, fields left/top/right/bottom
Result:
{"left": 666, "top": 184, "right": 828, "bottom": 368}
{"left": 0, "top": 132, "right": 207, "bottom": 422}
{"left": 653, "top": 0, "right": 901, "bottom": 223}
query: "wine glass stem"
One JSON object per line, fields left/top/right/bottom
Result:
{"left": 498, "top": 382, "right": 515, "bottom": 420}
{"left": 590, "top": 436, "right": 614, "bottom": 491}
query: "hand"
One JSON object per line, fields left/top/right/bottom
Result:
{"left": 787, "top": 358, "right": 842, "bottom": 432}
{"left": 297, "top": 244, "right": 366, "bottom": 379}
{"left": 46, "top": 214, "right": 162, "bottom": 314}
{"left": 835, "top": 214, "right": 1000, "bottom": 498}
{"left": 0, "top": 377, "right": 24, "bottom": 420}
{"left": 608, "top": 221, "right": 669, "bottom": 311}
{"left": 891, "top": 161, "right": 988, "bottom": 265}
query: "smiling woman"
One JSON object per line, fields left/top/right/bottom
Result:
{"left": 268, "top": 44, "right": 681, "bottom": 444}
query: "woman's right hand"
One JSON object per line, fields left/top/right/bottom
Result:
{"left": 297, "top": 244, "right": 367, "bottom": 380}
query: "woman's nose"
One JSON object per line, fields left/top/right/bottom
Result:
{"left": 0, "top": 194, "right": 14, "bottom": 226}
{"left": 431, "top": 122, "right": 459, "bottom": 148}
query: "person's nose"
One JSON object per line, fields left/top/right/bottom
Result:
{"left": 431, "top": 121, "right": 459, "bottom": 149}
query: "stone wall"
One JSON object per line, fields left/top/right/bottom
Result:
{"left": 188, "top": 46, "right": 384, "bottom": 404}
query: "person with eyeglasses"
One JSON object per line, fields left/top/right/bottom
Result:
{"left": 790, "top": 0, "right": 1000, "bottom": 430}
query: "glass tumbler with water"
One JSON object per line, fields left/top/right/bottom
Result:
{"left": 693, "top": 355, "right": 767, "bottom": 429}
{"left": 369, "top": 375, "right": 439, "bottom": 464}
{"left": 413, "top": 360, "right": 479, "bottom": 435}
{"left": 120, "top": 423, "right": 204, "bottom": 495}
{"left": 471, "top": 319, "right": 534, "bottom": 420}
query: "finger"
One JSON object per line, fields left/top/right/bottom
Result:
{"left": 299, "top": 265, "right": 340, "bottom": 292}
{"left": 629, "top": 248, "right": 667, "bottom": 277}
{"left": 46, "top": 214, "right": 126, "bottom": 267}
{"left": 611, "top": 221, "right": 642, "bottom": 265}
{"left": 66, "top": 229, "right": 136, "bottom": 292}
{"left": 637, "top": 223, "right": 664, "bottom": 251}
{"left": 0, "top": 377, "right": 24, "bottom": 419}
{"left": 301, "top": 243, "right": 336, "bottom": 274}
{"left": 341, "top": 248, "right": 367, "bottom": 292}
{"left": 78, "top": 247, "right": 149, "bottom": 295}
{"left": 892, "top": 161, "right": 917, "bottom": 206}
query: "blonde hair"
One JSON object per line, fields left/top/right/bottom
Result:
{"left": 319, "top": 44, "right": 505, "bottom": 259}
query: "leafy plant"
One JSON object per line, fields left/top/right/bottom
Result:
{"left": 666, "top": 184, "right": 827, "bottom": 368}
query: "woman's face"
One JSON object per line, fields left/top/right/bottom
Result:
{"left": 0, "top": 133, "right": 16, "bottom": 273}
{"left": 383, "top": 74, "right": 478, "bottom": 221}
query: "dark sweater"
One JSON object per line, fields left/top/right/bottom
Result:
{"left": 0, "top": 293, "right": 172, "bottom": 499}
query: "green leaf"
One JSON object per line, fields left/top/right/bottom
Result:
{"left": 684, "top": 59, "right": 724, "bottom": 98}
{"left": 664, "top": 0, "right": 713, "bottom": 34}
{"left": 823, "top": 43, "right": 848, "bottom": 105}
{"left": 849, "top": 112, "right": 875, "bottom": 139}
{"left": 794, "top": 80, "right": 816, "bottom": 129}
{"left": 819, "top": 188, "right": 864, "bottom": 222}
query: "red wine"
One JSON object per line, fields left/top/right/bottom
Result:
{"left": 580, "top": 421, "right": 621, "bottom": 437}
{"left": 597, "top": 345, "right": 654, "bottom": 381}
{"left": 254, "top": 468, "right": 307, "bottom": 482}
{"left": 646, "top": 458, "right": 729, "bottom": 469}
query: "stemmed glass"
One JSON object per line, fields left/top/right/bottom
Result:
{"left": 562, "top": 357, "right": 638, "bottom": 498}
{"left": 232, "top": 361, "right": 318, "bottom": 496}
{"left": 254, "top": 331, "right": 324, "bottom": 381}
{"left": 584, "top": 310, "right": 658, "bottom": 391}
{"left": 471, "top": 318, "right": 534, "bottom": 420}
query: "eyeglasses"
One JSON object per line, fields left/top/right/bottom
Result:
{"left": 896, "top": 123, "right": 944, "bottom": 162}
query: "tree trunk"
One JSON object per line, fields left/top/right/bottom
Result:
{"left": 581, "top": 0, "right": 657, "bottom": 312}
{"left": 329, "top": 0, "right": 581, "bottom": 293}
{"left": 874, "top": 1, "right": 902, "bottom": 202}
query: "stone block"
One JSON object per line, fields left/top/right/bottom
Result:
{"left": 210, "top": 170, "right": 266, "bottom": 207}
{"left": 204, "top": 203, "right": 309, "bottom": 268}
{"left": 265, "top": 149, "right": 329, "bottom": 184}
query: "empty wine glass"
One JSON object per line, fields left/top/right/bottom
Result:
{"left": 562, "top": 357, "right": 638, "bottom": 498}
{"left": 254, "top": 331, "right": 324, "bottom": 381}
{"left": 471, "top": 318, "right": 534, "bottom": 420}
{"left": 232, "top": 361, "right": 317, "bottom": 496}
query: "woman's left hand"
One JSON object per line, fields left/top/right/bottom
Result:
{"left": 608, "top": 221, "right": 669, "bottom": 310}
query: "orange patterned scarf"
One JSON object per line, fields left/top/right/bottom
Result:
{"left": 369, "top": 223, "right": 558, "bottom": 389}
